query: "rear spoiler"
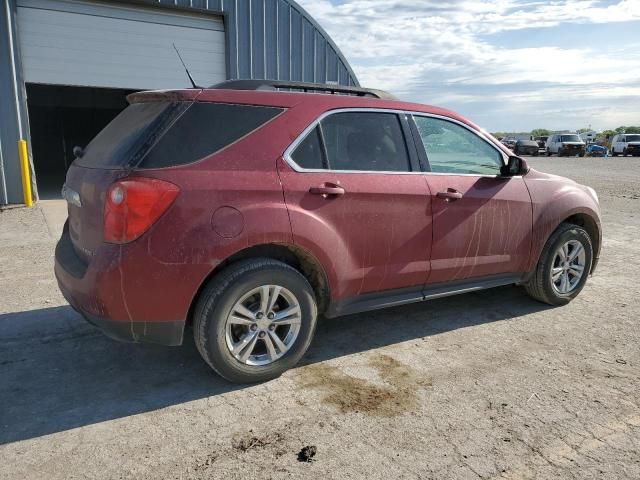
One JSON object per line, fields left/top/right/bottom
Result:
{"left": 127, "top": 89, "right": 202, "bottom": 104}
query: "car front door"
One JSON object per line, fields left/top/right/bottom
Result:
{"left": 277, "top": 110, "right": 433, "bottom": 302}
{"left": 410, "top": 114, "right": 532, "bottom": 284}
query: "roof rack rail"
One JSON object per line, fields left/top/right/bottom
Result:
{"left": 209, "top": 80, "right": 397, "bottom": 100}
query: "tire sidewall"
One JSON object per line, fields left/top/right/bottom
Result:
{"left": 540, "top": 226, "right": 593, "bottom": 304}
{"left": 202, "top": 266, "right": 317, "bottom": 382}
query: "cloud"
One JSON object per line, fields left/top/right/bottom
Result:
{"left": 297, "top": 0, "right": 640, "bottom": 131}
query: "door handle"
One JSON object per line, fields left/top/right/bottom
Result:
{"left": 309, "top": 184, "right": 345, "bottom": 197}
{"left": 436, "top": 188, "right": 463, "bottom": 201}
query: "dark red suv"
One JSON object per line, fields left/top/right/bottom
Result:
{"left": 55, "top": 80, "right": 602, "bottom": 383}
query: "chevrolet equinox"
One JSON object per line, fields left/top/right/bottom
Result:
{"left": 55, "top": 80, "right": 602, "bottom": 383}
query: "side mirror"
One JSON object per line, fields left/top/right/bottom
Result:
{"left": 73, "top": 145, "right": 85, "bottom": 158}
{"left": 501, "top": 156, "right": 529, "bottom": 176}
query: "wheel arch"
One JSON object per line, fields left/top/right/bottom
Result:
{"left": 186, "top": 243, "right": 331, "bottom": 326}
{"left": 561, "top": 212, "right": 601, "bottom": 273}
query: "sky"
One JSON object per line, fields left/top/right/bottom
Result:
{"left": 297, "top": 0, "right": 640, "bottom": 132}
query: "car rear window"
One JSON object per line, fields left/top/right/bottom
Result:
{"left": 75, "top": 101, "right": 282, "bottom": 169}
{"left": 139, "top": 102, "right": 283, "bottom": 169}
{"left": 75, "top": 101, "right": 186, "bottom": 168}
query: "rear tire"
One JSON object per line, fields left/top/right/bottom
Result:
{"left": 612, "top": 147, "right": 618, "bottom": 157}
{"left": 524, "top": 223, "right": 593, "bottom": 306}
{"left": 193, "top": 258, "right": 318, "bottom": 383}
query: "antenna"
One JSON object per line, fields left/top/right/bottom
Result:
{"left": 172, "top": 43, "right": 200, "bottom": 89}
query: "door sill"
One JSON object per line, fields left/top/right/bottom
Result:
{"left": 324, "top": 273, "right": 525, "bottom": 318}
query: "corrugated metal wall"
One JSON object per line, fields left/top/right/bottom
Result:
{"left": 149, "top": 0, "right": 358, "bottom": 86}
{"left": 0, "top": 0, "right": 358, "bottom": 204}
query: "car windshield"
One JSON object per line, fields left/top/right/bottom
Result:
{"left": 625, "top": 134, "right": 640, "bottom": 142}
{"left": 561, "top": 135, "right": 581, "bottom": 142}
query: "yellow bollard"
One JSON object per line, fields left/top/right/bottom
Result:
{"left": 18, "top": 139, "right": 32, "bottom": 207}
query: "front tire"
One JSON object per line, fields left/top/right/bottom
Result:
{"left": 193, "top": 258, "right": 318, "bottom": 383}
{"left": 524, "top": 223, "right": 593, "bottom": 306}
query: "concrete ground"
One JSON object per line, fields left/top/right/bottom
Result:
{"left": 1, "top": 157, "right": 638, "bottom": 479}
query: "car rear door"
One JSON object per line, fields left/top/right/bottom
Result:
{"left": 277, "top": 110, "right": 433, "bottom": 302}
{"left": 410, "top": 114, "right": 532, "bottom": 284}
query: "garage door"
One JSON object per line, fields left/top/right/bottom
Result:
{"left": 16, "top": 0, "right": 226, "bottom": 90}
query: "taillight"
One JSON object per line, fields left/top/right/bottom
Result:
{"left": 104, "top": 177, "right": 179, "bottom": 244}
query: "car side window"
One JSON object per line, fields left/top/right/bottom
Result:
{"left": 290, "top": 126, "right": 325, "bottom": 169}
{"left": 289, "top": 111, "right": 411, "bottom": 172}
{"left": 412, "top": 116, "right": 503, "bottom": 175}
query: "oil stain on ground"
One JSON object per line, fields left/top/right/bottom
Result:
{"left": 298, "top": 354, "right": 431, "bottom": 417}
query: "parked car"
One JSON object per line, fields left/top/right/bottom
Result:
{"left": 55, "top": 80, "right": 602, "bottom": 383}
{"left": 501, "top": 137, "right": 517, "bottom": 149}
{"left": 535, "top": 136, "right": 548, "bottom": 152}
{"left": 610, "top": 134, "right": 640, "bottom": 156}
{"left": 514, "top": 139, "right": 540, "bottom": 156}
{"left": 586, "top": 143, "right": 608, "bottom": 157}
{"left": 546, "top": 134, "right": 586, "bottom": 157}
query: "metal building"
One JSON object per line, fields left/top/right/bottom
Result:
{"left": 0, "top": 0, "right": 358, "bottom": 205}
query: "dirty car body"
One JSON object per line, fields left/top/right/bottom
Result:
{"left": 55, "top": 81, "right": 602, "bottom": 382}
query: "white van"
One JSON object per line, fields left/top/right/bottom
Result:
{"left": 546, "top": 133, "right": 586, "bottom": 157}
{"left": 611, "top": 134, "right": 640, "bottom": 156}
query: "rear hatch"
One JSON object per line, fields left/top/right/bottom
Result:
{"left": 64, "top": 97, "right": 192, "bottom": 263}
{"left": 63, "top": 90, "right": 284, "bottom": 263}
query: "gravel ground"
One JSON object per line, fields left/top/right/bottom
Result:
{"left": 1, "top": 156, "right": 639, "bottom": 479}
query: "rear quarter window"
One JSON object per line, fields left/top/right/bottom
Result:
{"left": 139, "top": 103, "right": 283, "bottom": 168}
{"left": 75, "top": 102, "right": 185, "bottom": 168}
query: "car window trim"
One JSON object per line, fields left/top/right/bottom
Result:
{"left": 398, "top": 113, "right": 423, "bottom": 172}
{"left": 283, "top": 108, "right": 509, "bottom": 177}
{"left": 285, "top": 109, "right": 415, "bottom": 174}
{"left": 316, "top": 123, "right": 331, "bottom": 169}
{"left": 407, "top": 114, "right": 431, "bottom": 172}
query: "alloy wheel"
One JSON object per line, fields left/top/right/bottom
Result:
{"left": 550, "top": 240, "right": 586, "bottom": 294}
{"left": 225, "top": 285, "right": 302, "bottom": 366}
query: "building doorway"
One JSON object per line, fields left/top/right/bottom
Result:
{"left": 26, "top": 84, "right": 134, "bottom": 198}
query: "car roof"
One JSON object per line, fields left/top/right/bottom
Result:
{"left": 129, "top": 87, "right": 513, "bottom": 157}
{"left": 130, "top": 88, "right": 479, "bottom": 130}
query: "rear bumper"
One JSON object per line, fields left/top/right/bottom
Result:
{"left": 57, "top": 269, "right": 185, "bottom": 346}
{"left": 54, "top": 222, "right": 186, "bottom": 346}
